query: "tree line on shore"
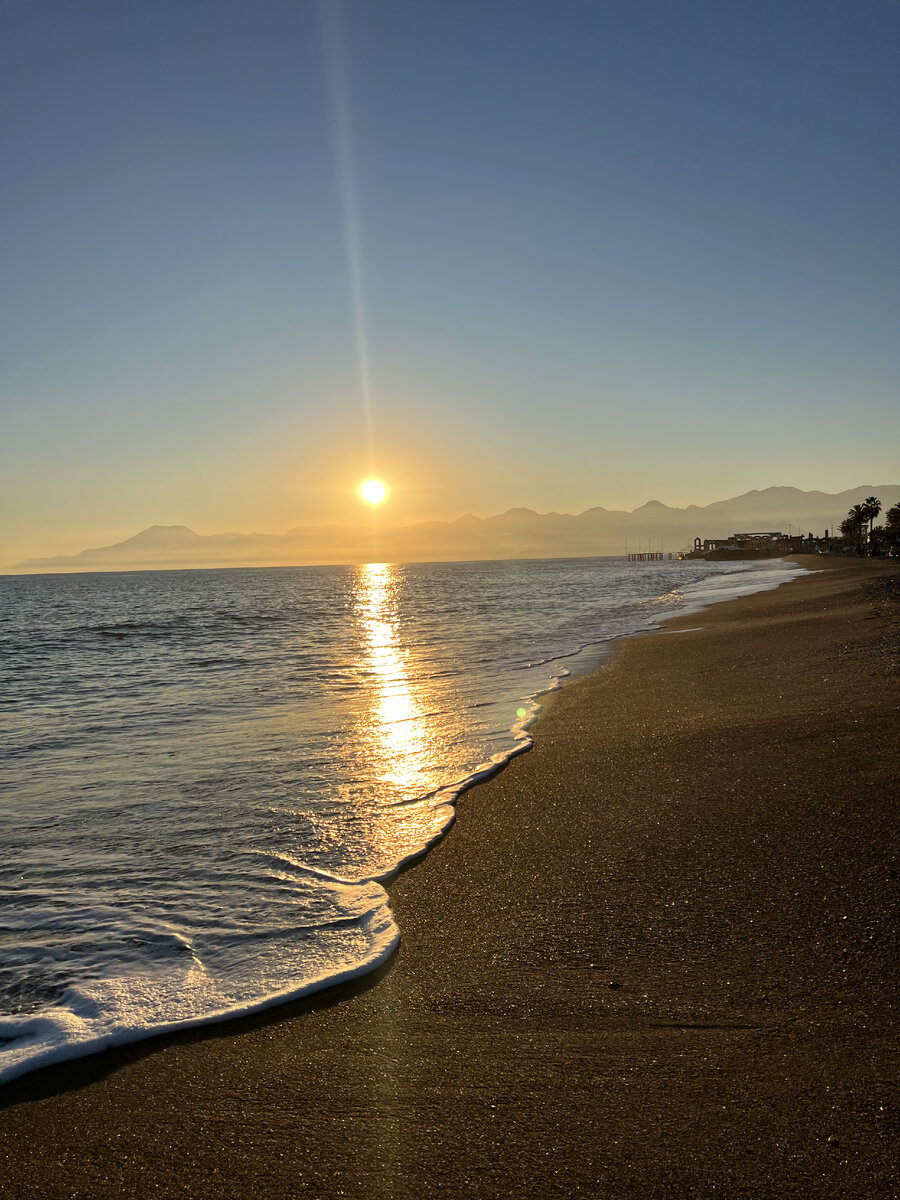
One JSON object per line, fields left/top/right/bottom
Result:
{"left": 839, "top": 496, "right": 900, "bottom": 553}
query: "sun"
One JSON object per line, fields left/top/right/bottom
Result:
{"left": 358, "top": 477, "right": 388, "bottom": 506}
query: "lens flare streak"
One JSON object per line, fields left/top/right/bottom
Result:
{"left": 319, "top": 0, "right": 376, "bottom": 472}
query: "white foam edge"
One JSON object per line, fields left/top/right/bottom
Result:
{"left": 0, "top": 905, "right": 399, "bottom": 1088}
{"left": 665, "top": 559, "right": 812, "bottom": 621}
{"left": 1, "top": 558, "right": 811, "bottom": 1089}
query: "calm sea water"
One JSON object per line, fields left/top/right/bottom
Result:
{"left": 0, "top": 555, "right": 806, "bottom": 1083}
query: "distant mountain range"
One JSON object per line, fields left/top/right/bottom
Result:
{"left": 9, "top": 485, "right": 900, "bottom": 573}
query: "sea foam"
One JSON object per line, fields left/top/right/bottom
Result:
{"left": 0, "top": 555, "right": 807, "bottom": 1084}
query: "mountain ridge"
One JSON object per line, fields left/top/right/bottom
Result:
{"left": 9, "top": 484, "right": 899, "bottom": 573}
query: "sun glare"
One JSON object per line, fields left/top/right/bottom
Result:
{"left": 359, "top": 477, "right": 387, "bottom": 506}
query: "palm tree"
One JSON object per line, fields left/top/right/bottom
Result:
{"left": 863, "top": 496, "right": 881, "bottom": 542}
{"left": 839, "top": 516, "right": 855, "bottom": 541}
{"left": 841, "top": 504, "right": 867, "bottom": 549}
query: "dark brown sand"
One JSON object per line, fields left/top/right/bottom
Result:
{"left": 1, "top": 556, "right": 897, "bottom": 1199}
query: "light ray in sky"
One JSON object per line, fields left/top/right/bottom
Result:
{"left": 319, "top": 0, "right": 376, "bottom": 473}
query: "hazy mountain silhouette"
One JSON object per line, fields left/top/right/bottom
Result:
{"left": 9, "top": 485, "right": 900, "bottom": 573}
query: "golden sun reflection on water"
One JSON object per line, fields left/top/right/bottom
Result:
{"left": 353, "top": 563, "right": 440, "bottom": 800}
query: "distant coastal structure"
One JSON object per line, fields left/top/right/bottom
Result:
{"left": 681, "top": 495, "right": 900, "bottom": 560}
{"left": 680, "top": 531, "right": 834, "bottom": 560}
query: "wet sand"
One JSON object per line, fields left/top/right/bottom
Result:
{"left": 1, "top": 556, "right": 897, "bottom": 1199}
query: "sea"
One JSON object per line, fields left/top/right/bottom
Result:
{"left": 0, "top": 555, "right": 807, "bottom": 1084}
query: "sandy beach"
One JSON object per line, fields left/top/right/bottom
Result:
{"left": 1, "top": 555, "right": 896, "bottom": 1199}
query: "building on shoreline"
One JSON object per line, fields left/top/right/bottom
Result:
{"left": 680, "top": 531, "right": 842, "bottom": 560}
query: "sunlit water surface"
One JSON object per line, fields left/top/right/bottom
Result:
{"left": 0, "top": 556, "right": 806, "bottom": 1081}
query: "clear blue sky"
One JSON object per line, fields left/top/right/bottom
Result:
{"left": 2, "top": 0, "right": 898, "bottom": 562}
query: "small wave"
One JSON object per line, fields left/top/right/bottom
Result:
{"left": 82, "top": 611, "right": 299, "bottom": 640}
{"left": 1, "top": 555, "right": 810, "bottom": 1088}
{"left": 0, "top": 901, "right": 399, "bottom": 1087}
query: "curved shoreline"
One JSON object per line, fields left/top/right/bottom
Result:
{"left": 0, "top": 558, "right": 801, "bottom": 1089}
{"left": 1, "top": 555, "right": 896, "bottom": 1198}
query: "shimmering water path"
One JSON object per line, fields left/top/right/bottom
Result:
{"left": 0, "top": 556, "right": 806, "bottom": 1082}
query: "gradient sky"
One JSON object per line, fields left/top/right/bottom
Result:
{"left": 2, "top": 0, "right": 898, "bottom": 563}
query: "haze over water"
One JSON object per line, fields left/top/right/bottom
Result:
{"left": 0, "top": 556, "right": 805, "bottom": 1083}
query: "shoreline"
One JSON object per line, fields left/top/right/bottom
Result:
{"left": 0, "top": 556, "right": 801, "bottom": 1090}
{"left": 1, "top": 555, "right": 897, "bottom": 1198}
